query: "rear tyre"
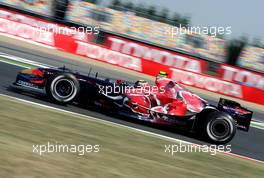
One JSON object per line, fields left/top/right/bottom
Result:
{"left": 203, "top": 111, "right": 236, "bottom": 144}
{"left": 46, "top": 73, "right": 80, "bottom": 104}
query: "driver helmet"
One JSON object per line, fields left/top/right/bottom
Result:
{"left": 156, "top": 71, "right": 168, "bottom": 78}
{"left": 155, "top": 71, "right": 170, "bottom": 86}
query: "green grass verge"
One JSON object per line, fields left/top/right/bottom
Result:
{"left": 0, "top": 95, "right": 263, "bottom": 178}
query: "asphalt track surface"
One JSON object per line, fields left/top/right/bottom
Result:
{"left": 0, "top": 42, "right": 264, "bottom": 162}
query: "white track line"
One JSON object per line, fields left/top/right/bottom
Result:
{"left": 0, "top": 59, "right": 31, "bottom": 69}
{"left": 0, "top": 52, "right": 53, "bottom": 68}
{"left": 252, "top": 118, "right": 264, "bottom": 123}
{"left": 1, "top": 94, "right": 264, "bottom": 164}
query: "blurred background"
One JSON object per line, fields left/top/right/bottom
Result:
{"left": 0, "top": 0, "right": 263, "bottom": 74}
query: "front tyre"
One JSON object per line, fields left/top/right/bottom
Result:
{"left": 203, "top": 111, "right": 236, "bottom": 144}
{"left": 46, "top": 73, "right": 80, "bottom": 104}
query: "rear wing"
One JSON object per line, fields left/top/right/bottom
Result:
{"left": 218, "top": 98, "right": 253, "bottom": 131}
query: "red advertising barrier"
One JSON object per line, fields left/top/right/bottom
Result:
{"left": 169, "top": 68, "right": 264, "bottom": 105}
{"left": 0, "top": 8, "right": 263, "bottom": 105}
{"left": 74, "top": 41, "right": 142, "bottom": 71}
{"left": 218, "top": 64, "right": 264, "bottom": 91}
{"left": 0, "top": 8, "right": 93, "bottom": 47}
{"left": 0, "top": 15, "right": 54, "bottom": 46}
{"left": 105, "top": 35, "right": 208, "bottom": 74}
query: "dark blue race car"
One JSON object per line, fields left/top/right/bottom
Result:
{"left": 12, "top": 67, "right": 253, "bottom": 144}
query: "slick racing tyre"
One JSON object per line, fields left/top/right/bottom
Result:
{"left": 46, "top": 73, "right": 80, "bottom": 104}
{"left": 203, "top": 111, "right": 236, "bottom": 144}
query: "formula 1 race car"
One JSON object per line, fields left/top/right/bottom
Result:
{"left": 12, "top": 67, "right": 253, "bottom": 144}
